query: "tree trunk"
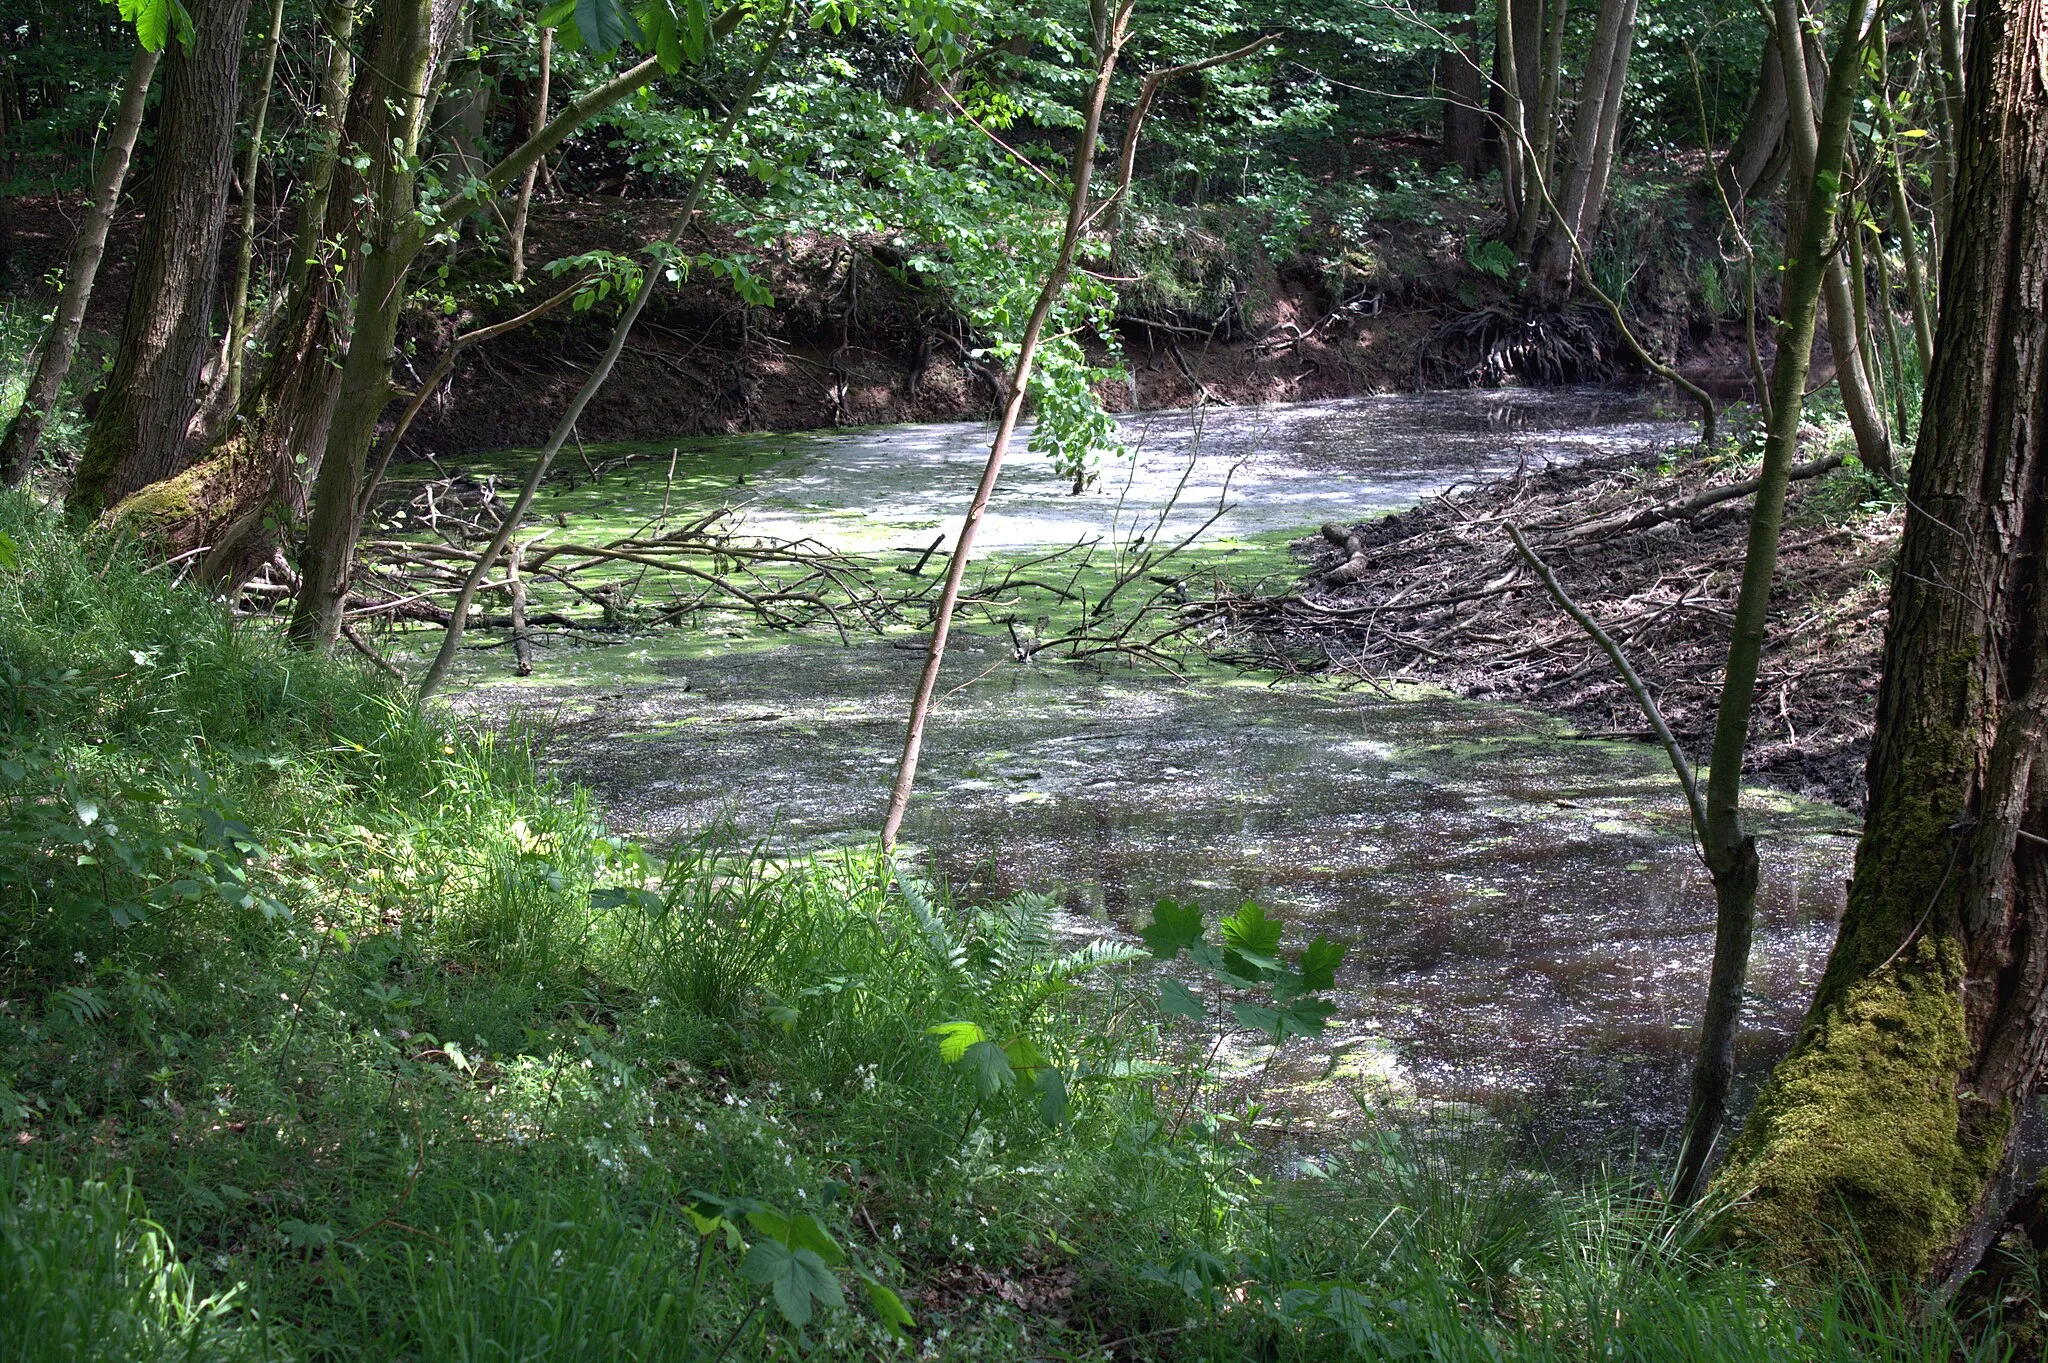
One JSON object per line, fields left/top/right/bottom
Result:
{"left": 1666, "top": 0, "right": 1880, "bottom": 1207}
{"left": 67, "top": 0, "right": 255, "bottom": 520}
{"left": 1442, "top": 0, "right": 1485, "bottom": 177}
{"left": 506, "top": 26, "right": 551, "bottom": 284}
{"left": 1515, "top": 0, "right": 1571, "bottom": 255}
{"left": 288, "top": 0, "right": 463, "bottom": 647}
{"left": 221, "top": 0, "right": 289, "bottom": 414}
{"left": 1715, "top": 0, "right": 2048, "bottom": 1282}
{"left": 1720, "top": 33, "right": 1788, "bottom": 203}
{"left": 1824, "top": 255, "right": 1898, "bottom": 480}
{"left": 0, "top": 44, "right": 157, "bottom": 485}
{"left": 880, "top": 0, "right": 1134, "bottom": 850}
{"left": 1495, "top": 0, "right": 1530, "bottom": 236}
{"left": 1533, "top": 0, "right": 1637, "bottom": 300}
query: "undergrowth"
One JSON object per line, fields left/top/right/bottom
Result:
{"left": 0, "top": 490, "right": 2009, "bottom": 1360}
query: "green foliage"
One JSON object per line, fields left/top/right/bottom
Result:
{"left": 0, "top": 500, "right": 2002, "bottom": 1360}
{"left": 0, "top": 1161, "right": 254, "bottom": 1361}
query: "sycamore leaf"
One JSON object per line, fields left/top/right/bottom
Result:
{"left": 1031, "top": 1065, "right": 1069, "bottom": 1127}
{"left": 1298, "top": 936, "right": 1345, "bottom": 992}
{"left": 1231, "top": 1001, "right": 1283, "bottom": 1037}
{"left": 962, "top": 1039, "right": 1014, "bottom": 1097}
{"left": 1158, "top": 978, "right": 1206, "bottom": 1022}
{"left": 927, "top": 1020, "right": 984, "bottom": 1063}
{"left": 1140, "top": 898, "right": 1203, "bottom": 959}
{"left": 1220, "top": 902, "right": 1283, "bottom": 962}
{"left": 741, "top": 1239, "right": 843, "bottom": 1327}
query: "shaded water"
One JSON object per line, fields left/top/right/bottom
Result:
{"left": 438, "top": 388, "right": 1855, "bottom": 1151}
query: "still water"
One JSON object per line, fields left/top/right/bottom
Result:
{"left": 441, "top": 388, "right": 1855, "bottom": 1150}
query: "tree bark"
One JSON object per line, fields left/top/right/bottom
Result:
{"left": 1666, "top": 0, "right": 1880, "bottom": 1207}
{"left": 1720, "top": 33, "right": 1788, "bottom": 203}
{"left": 506, "top": 26, "right": 551, "bottom": 284}
{"left": 67, "top": 0, "right": 255, "bottom": 520}
{"left": 1534, "top": 0, "right": 1637, "bottom": 300}
{"left": 0, "top": 44, "right": 157, "bottom": 485}
{"left": 221, "top": 0, "right": 289, "bottom": 414}
{"left": 1715, "top": 0, "right": 2048, "bottom": 1282}
{"left": 288, "top": 0, "right": 464, "bottom": 646}
{"left": 1442, "top": 0, "right": 1485, "bottom": 177}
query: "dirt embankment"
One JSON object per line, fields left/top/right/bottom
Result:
{"left": 1, "top": 192, "right": 1763, "bottom": 459}
{"left": 1215, "top": 452, "right": 1897, "bottom": 809}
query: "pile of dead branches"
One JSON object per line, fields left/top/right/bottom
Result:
{"left": 1206, "top": 450, "right": 1899, "bottom": 806}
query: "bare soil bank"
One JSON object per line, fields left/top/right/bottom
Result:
{"left": 1217, "top": 451, "right": 1895, "bottom": 810}
{"left": 1, "top": 192, "right": 1762, "bottom": 457}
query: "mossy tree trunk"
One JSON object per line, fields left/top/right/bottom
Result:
{"left": 1716, "top": 0, "right": 2048, "bottom": 1283}
{"left": 67, "top": 0, "right": 256, "bottom": 521}
{"left": 1664, "top": 0, "right": 1878, "bottom": 1208}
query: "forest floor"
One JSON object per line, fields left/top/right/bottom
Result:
{"left": 1214, "top": 445, "right": 1899, "bottom": 809}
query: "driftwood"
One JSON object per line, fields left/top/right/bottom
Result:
{"left": 1205, "top": 450, "right": 1897, "bottom": 806}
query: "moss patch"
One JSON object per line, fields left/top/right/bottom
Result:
{"left": 1718, "top": 936, "right": 2002, "bottom": 1278}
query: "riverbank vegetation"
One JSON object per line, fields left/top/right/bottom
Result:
{"left": 0, "top": 492, "right": 2010, "bottom": 1360}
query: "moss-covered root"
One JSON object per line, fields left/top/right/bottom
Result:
{"left": 1715, "top": 937, "right": 2007, "bottom": 1279}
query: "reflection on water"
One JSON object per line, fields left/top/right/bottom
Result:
{"left": 448, "top": 388, "right": 1852, "bottom": 1153}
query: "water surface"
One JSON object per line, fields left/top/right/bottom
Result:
{"left": 434, "top": 389, "right": 1853, "bottom": 1151}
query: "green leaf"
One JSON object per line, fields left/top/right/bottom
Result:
{"left": 0, "top": 530, "right": 17, "bottom": 571}
{"left": 862, "top": 1275, "right": 915, "bottom": 1335}
{"left": 1220, "top": 902, "right": 1282, "bottom": 961}
{"left": 1230, "top": 1001, "right": 1282, "bottom": 1036}
{"left": 1298, "top": 936, "right": 1345, "bottom": 992}
{"left": 1140, "top": 899, "right": 1203, "bottom": 959}
{"left": 747, "top": 1208, "right": 845, "bottom": 1266}
{"left": 574, "top": 0, "right": 632, "bottom": 53}
{"left": 962, "top": 1039, "right": 1013, "bottom": 1097}
{"left": 538, "top": 0, "right": 578, "bottom": 24}
{"left": 927, "top": 1020, "right": 985, "bottom": 1063}
{"left": 1158, "top": 978, "right": 1206, "bottom": 1022}
{"left": 741, "top": 1239, "right": 844, "bottom": 1327}
{"left": 277, "top": 1219, "right": 334, "bottom": 1249}
{"left": 1031, "top": 1065, "right": 1069, "bottom": 1127}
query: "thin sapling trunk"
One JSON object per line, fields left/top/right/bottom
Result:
{"left": 0, "top": 44, "right": 158, "bottom": 484}
{"left": 879, "top": 0, "right": 1135, "bottom": 851}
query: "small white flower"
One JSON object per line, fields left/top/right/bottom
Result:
{"left": 72, "top": 952, "right": 86, "bottom": 965}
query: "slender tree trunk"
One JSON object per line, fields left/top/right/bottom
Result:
{"left": 1888, "top": 149, "right": 1937, "bottom": 375}
{"left": 1666, "top": 0, "right": 1880, "bottom": 1206}
{"left": 1516, "top": 0, "right": 1570, "bottom": 255}
{"left": 1716, "top": 0, "right": 2048, "bottom": 1282}
{"left": 1442, "top": 0, "right": 1485, "bottom": 177}
{"left": 1495, "top": 0, "right": 1530, "bottom": 236}
{"left": 68, "top": 0, "right": 256, "bottom": 520}
{"left": 0, "top": 44, "right": 157, "bottom": 485}
{"left": 414, "top": 17, "right": 790, "bottom": 696}
{"left": 1534, "top": 0, "right": 1636, "bottom": 300}
{"left": 221, "top": 0, "right": 289, "bottom": 415}
{"left": 880, "top": 0, "right": 1134, "bottom": 851}
{"left": 507, "top": 26, "right": 551, "bottom": 285}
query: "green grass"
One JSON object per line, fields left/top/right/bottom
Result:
{"left": 0, "top": 490, "right": 2014, "bottom": 1361}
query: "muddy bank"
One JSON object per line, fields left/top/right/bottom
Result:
{"left": 1216, "top": 451, "right": 1896, "bottom": 809}
{"left": 2, "top": 192, "right": 1759, "bottom": 459}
